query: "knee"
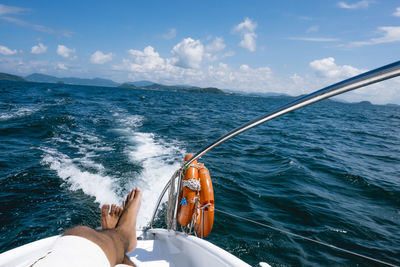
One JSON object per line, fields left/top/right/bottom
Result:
{"left": 63, "top": 225, "right": 95, "bottom": 237}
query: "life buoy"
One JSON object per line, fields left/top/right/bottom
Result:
{"left": 194, "top": 166, "right": 214, "bottom": 238}
{"left": 177, "top": 154, "right": 215, "bottom": 238}
{"left": 177, "top": 154, "right": 199, "bottom": 226}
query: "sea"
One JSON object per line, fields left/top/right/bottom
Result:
{"left": 0, "top": 81, "right": 399, "bottom": 266}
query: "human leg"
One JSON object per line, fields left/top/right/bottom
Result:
{"left": 63, "top": 188, "right": 141, "bottom": 266}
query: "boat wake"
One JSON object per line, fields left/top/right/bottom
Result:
{"left": 40, "top": 111, "right": 184, "bottom": 228}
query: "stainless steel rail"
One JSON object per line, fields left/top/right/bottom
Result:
{"left": 149, "top": 179, "right": 171, "bottom": 228}
{"left": 184, "top": 60, "right": 400, "bottom": 167}
{"left": 149, "top": 60, "right": 400, "bottom": 229}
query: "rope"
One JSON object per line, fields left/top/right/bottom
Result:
{"left": 215, "top": 208, "right": 398, "bottom": 267}
{"left": 183, "top": 178, "right": 201, "bottom": 191}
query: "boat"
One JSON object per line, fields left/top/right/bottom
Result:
{"left": 0, "top": 61, "right": 399, "bottom": 267}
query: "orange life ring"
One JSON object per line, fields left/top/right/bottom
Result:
{"left": 194, "top": 166, "right": 214, "bottom": 238}
{"left": 177, "top": 154, "right": 215, "bottom": 238}
{"left": 177, "top": 154, "right": 199, "bottom": 226}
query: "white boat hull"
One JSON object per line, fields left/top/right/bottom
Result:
{"left": 0, "top": 228, "right": 251, "bottom": 267}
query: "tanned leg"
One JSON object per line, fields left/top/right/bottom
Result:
{"left": 63, "top": 188, "right": 141, "bottom": 266}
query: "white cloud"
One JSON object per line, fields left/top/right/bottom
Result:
{"left": 115, "top": 46, "right": 166, "bottom": 73}
{"left": 0, "top": 45, "right": 17, "bottom": 55}
{"left": 309, "top": 57, "right": 364, "bottom": 78}
{"left": 393, "top": 7, "right": 400, "bottom": 17}
{"left": 288, "top": 37, "right": 339, "bottom": 42}
{"left": 0, "top": 3, "right": 28, "bottom": 16}
{"left": 57, "top": 45, "right": 75, "bottom": 58}
{"left": 233, "top": 18, "right": 257, "bottom": 52}
{"left": 234, "top": 17, "right": 257, "bottom": 32}
{"left": 0, "top": 4, "right": 72, "bottom": 36}
{"left": 109, "top": 47, "right": 400, "bottom": 104}
{"left": 206, "top": 63, "right": 273, "bottom": 91}
{"left": 112, "top": 45, "right": 273, "bottom": 92}
{"left": 56, "top": 63, "right": 68, "bottom": 70}
{"left": 90, "top": 51, "right": 113, "bottom": 64}
{"left": 348, "top": 26, "right": 400, "bottom": 47}
{"left": 161, "top": 28, "right": 177, "bottom": 40}
{"left": 31, "top": 43, "right": 47, "bottom": 54}
{"left": 206, "top": 37, "right": 226, "bottom": 52}
{"left": 337, "top": 1, "right": 369, "bottom": 9}
{"left": 306, "top": 25, "right": 319, "bottom": 33}
{"left": 204, "top": 37, "right": 231, "bottom": 61}
{"left": 171, "top": 38, "right": 204, "bottom": 68}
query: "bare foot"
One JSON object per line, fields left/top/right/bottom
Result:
{"left": 116, "top": 187, "right": 142, "bottom": 252}
{"left": 101, "top": 204, "right": 123, "bottom": 230}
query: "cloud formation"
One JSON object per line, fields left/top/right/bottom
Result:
{"left": 337, "top": 1, "right": 370, "bottom": 9}
{"left": 31, "top": 43, "right": 47, "bottom": 54}
{"left": 90, "top": 51, "right": 113, "bottom": 64}
{"left": 161, "top": 28, "right": 177, "bottom": 40}
{"left": 116, "top": 46, "right": 166, "bottom": 73}
{"left": 57, "top": 45, "right": 75, "bottom": 58}
{"left": 206, "top": 37, "right": 226, "bottom": 52}
{"left": 0, "top": 3, "right": 72, "bottom": 36}
{"left": 233, "top": 18, "right": 257, "bottom": 52}
{"left": 0, "top": 45, "right": 17, "bottom": 55}
{"left": 393, "top": 7, "right": 400, "bottom": 17}
{"left": 309, "top": 57, "right": 363, "bottom": 79}
{"left": 306, "top": 25, "right": 319, "bottom": 33}
{"left": 112, "top": 44, "right": 273, "bottom": 93}
{"left": 348, "top": 26, "right": 400, "bottom": 47}
{"left": 56, "top": 63, "right": 68, "bottom": 70}
{"left": 0, "top": 3, "right": 28, "bottom": 16}
{"left": 171, "top": 38, "right": 204, "bottom": 68}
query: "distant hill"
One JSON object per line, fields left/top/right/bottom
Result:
{"left": 223, "top": 88, "right": 290, "bottom": 98}
{"left": 25, "top": 73, "right": 119, "bottom": 87}
{"left": 125, "top": 80, "right": 154, "bottom": 87}
{"left": 0, "top": 72, "right": 26, "bottom": 82}
{"left": 119, "top": 83, "right": 137, "bottom": 89}
{"left": 119, "top": 82, "right": 225, "bottom": 94}
{"left": 1, "top": 71, "right": 289, "bottom": 97}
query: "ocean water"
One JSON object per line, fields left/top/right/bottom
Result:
{"left": 0, "top": 81, "right": 399, "bottom": 266}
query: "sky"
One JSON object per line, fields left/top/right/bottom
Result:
{"left": 1, "top": 0, "right": 400, "bottom": 104}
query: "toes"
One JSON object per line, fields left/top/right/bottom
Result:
{"left": 111, "top": 204, "right": 116, "bottom": 216}
{"left": 117, "top": 206, "right": 123, "bottom": 217}
{"left": 101, "top": 204, "right": 110, "bottom": 216}
{"left": 125, "top": 188, "right": 135, "bottom": 204}
{"left": 133, "top": 188, "right": 142, "bottom": 199}
{"left": 129, "top": 188, "right": 135, "bottom": 201}
{"left": 124, "top": 187, "right": 141, "bottom": 206}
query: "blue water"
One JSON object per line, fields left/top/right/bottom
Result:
{"left": 0, "top": 81, "right": 399, "bottom": 266}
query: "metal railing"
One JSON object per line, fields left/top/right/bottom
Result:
{"left": 149, "top": 60, "right": 400, "bottom": 229}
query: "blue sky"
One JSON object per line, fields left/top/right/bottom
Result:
{"left": 1, "top": 0, "right": 400, "bottom": 104}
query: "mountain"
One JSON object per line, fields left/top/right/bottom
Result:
{"left": 0, "top": 73, "right": 26, "bottom": 82}
{"left": 125, "top": 80, "right": 154, "bottom": 87}
{"left": 25, "top": 73, "right": 119, "bottom": 87}
{"left": 119, "top": 82, "right": 225, "bottom": 94}
{"left": 223, "top": 88, "right": 290, "bottom": 98}
{"left": 119, "top": 83, "right": 137, "bottom": 89}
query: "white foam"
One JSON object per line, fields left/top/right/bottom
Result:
{"left": 43, "top": 129, "right": 120, "bottom": 205}
{"left": 0, "top": 106, "right": 39, "bottom": 120}
{"left": 112, "top": 111, "right": 186, "bottom": 228}
{"left": 117, "top": 115, "right": 144, "bottom": 128}
{"left": 126, "top": 132, "right": 184, "bottom": 228}
{"left": 41, "top": 147, "right": 119, "bottom": 205}
{"left": 43, "top": 110, "right": 185, "bottom": 229}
